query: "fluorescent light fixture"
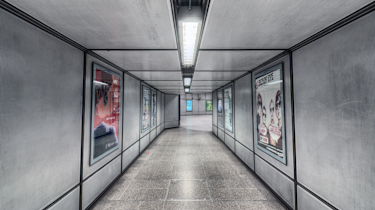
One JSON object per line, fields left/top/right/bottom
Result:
{"left": 182, "top": 22, "right": 198, "bottom": 65}
{"left": 183, "top": 77, "right": 192, "bottom": 86}
{"left": 185, "top": 88, "right": 190, "bottom": 93}
{"left": 93, "top": 81, "right": 108, "bottom": 86}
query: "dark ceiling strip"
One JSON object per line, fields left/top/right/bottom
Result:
{"left": 144, "top": 80, "right": 183, "bottom": 81}
{"left": 195, "top": 70, "right": 248, "bottom": 72}
{"left": 0, "top": 1, "right": 87, "bottom": 51}
{"left": 193, "top": 0, "right": 211, "bottom": 68}
{"left": 290, "top": 1, "right": 375, "bottom": 52}
{"left": 127, "top": 70, "right": 182, "bottom": 72}
{"left": 170, "top": 0, "right": 182, "bottom": 68}
{"left": 89, "top": 49, "right": 178, "bottom": 51}
{"left": 199, "top": 49, "right": 287, "bottom": 51}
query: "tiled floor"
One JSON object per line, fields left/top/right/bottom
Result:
{"left": 92, "top": 115, "right": 286, "bottom": 210}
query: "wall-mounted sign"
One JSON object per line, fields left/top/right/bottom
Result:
{"left": 217, "top": 90, "right": 223, "bottom": 128}
{"left": 253, "top": 63, "right": 286, "bottom": 164}
{"left": 142, "top": 86, "right": 150, "bottom": 133}
{"left": 206, "top": 100, "right": 213, "bottom": 111}
{"left": 90, "top": 63, "right": 122, "bottom": 165}
{"left": 151, "top": 90, "right": 157, "bottom": 127}
{"left": 224, "top": 86, "right": 233, "bottom": 132}
{"left": 186, "top": 100, "right": 192, "bottom": 112}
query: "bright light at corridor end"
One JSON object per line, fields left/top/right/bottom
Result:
{"left": 182, "top": 22, "right": 198, "bottom": 65}
{"left": 185, "top": 88, "right": 190, "bottom": 93}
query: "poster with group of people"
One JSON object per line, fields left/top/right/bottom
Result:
{"left": 217, "top": 90, "right": 223, "bottom": 127}
{"left": 254, "top": 64, "right": 286, "bottom": 164}
{"left": 224, "top": 87, "right": 233, "bottom": 132}
{"left": 91, "top": 63, "right": 122, "bottom": 165}
{"left": 206, "top": 100, "right": 213, "bottom": 111}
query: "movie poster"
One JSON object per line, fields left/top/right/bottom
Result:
{"left": 186, "top": 100, "right": 192, "bottom": 112}
{"left": 91, "top": 63, "right": 122, "bottom": 165}
{"left": 206, "top": 100, "right": 213, "bottom": 111}
{"left": 254, "top": 63, "right": 286, "bottom": 164}
{"left": 217, "top": 90, "right": 223, "bottom": 127}
{"left": 224, "top": 86, "right": 233, "bottom": 132}
{"left": 142, "top": 86, "right": 150, "bottom": 132}
{"left": 151, "top": 90, "right": 157, "bottom": 127}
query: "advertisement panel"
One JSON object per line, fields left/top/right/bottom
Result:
{"left": 142, "top": 86, "right": 150, "bottom": 133}
{"left": 217, "top": 90, "right": 223, "bottom": 127}
{"left": 224, "top": 86, "right": 233, "bottom": 132}
{"left": 186, "top": 100, "right": 192, "bottom": 112}
{"left": 151, "top": 90, "right": 157, "bottom": 127}
{"left": 253, "top": 63, "right": 286, "bottom": 164}
{"left": 206, "top": 100, "right": 213, "bottom": 111}
{"left": 90, "top": 63, "right": 122, "bottom": 165}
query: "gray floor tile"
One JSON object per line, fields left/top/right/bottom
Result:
{"left": 236, "top": 201, "right": 266, "bottom": 210}
{"left": 261, "top": 201, "right": 287, "bottom": 210}
{"left": 211, "top": 201, "right": 240, "bottom": 210}
{"left": 167, "top": 180, "right": 210, "bottom": 200}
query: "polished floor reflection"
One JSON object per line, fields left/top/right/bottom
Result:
{"left": 93, "top": 115, "right": 286, "bottom": 210}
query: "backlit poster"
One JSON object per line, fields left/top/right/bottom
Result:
{"left": 253, "top": 63, "right": 286, "bottom": 164}
{"left": 142, "top": 86, "right": 150, "bottom": 132}
{"left": 224, "top": 86, "right": 233, "bottom": 132}
{"left": 91, "top": 63, "right": 122, "bottom": 165}
{"left": 217, "top": 90, "right": 223, "bottom": 127}
{"left": 151, "top": 90, "right": 157, "bottom": 127}
{"left": 206, "top": 100, "right": 213, "bottom": 111}
{"left": 186, "top": 100, "right": 192, "bottom": 112}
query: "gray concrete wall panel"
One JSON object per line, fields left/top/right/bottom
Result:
{"left": 297, "top": 186, "right": 331, "bottom": 210}
{"left": 252, "top": 55, "right": 294, "bottom": 178}
{"left": 122, "top": 141, "right": 140, "bottom": 171}
{"left": 198, "top": 99, "right": 206, "bottom": 113}
{"left": 234, "top": 74, "right": 253, "bottom": 150}
{"left": 192, "top": 99, "right": 199, "bottom": 115}
{"left": 180, "top": 99, "right": 187, "bottom": 116}
{"left": 82, "top": 156, "right": 121, "bottom": 209}
{"left": 49, "top": 187, "right": 80, "bottom": 210}
{"left": 83, "top": 55, "right": 123, "bottom": 179}
{"left": 193, "top": 93, "right": 199, "bottom": 99}
{"left": 157, "top": 126, "right": 161, "bottom": 136}
{"left": 165, "top": 121, "right": 179, "bottom": 129}
{"left": 186, "top": 94, "right": 193, "bottom": 100}
{"left": 213, "top": 91, "right": 217, "bottom": 126}
{"left": 235, "top": 142, "right": 255, "bottom": 171}
{"left": 255, "top": 156, "right": 295, "bottom": 209}
{"left": 165, "top": 94, "right": 179, "bottom": 122}
{"left": 218, "top": 129, "right": 225, "bottom": 142}
{"left": 180, "top": 94, "right": 186, "bottom": 99}
{"left": 205, "top": 112, "right": 213, "bottom": 115}
{"left": 225, "top": 134, "right": 235, "bottom": 152}
{"left": 199, "top": 93, "right": 206, "bottom": 100}
{"left": 213, "top": 125, "right": 218, "bottom": 136}
{"left": 0, "top": 10, "right": 82, "bottom": 210}
{"left": 206, "top": 93, "right": 213, "bottom": 100}
{"left": 150, "top": 128, "right": 157, "bottom": 142}
{"left": 161, "top": 94, "right": 165, "bottom": 123}
{"left": 294, "top": 12, "right": 375, "bottom": 210}
{"left": 123, "top": 74, "right": 141, "bottom": 150}
{"left": 140, "top": 134, "right": 150, "bottom": 152}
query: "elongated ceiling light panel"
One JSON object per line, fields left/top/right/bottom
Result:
{"left": 182, "top": 22, "right": 198, "bottom": 65}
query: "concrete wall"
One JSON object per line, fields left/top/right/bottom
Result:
{"left": 0, "top": 8, "right": 166, "bottom": 210}
{"left": 212, "top": 11, "right": 375, "bottom": 210}
{"left": 165, "top": 94, "right": 179, "bottom": 128}
{"left": 180, "top": 92, "right": 213, "bottom": 116}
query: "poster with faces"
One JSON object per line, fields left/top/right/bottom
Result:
{"left": 254, "top": 64, "right": 286, "bottom": 164}
{"left": 142, "top": 86, "right": 150, "bottom": 132}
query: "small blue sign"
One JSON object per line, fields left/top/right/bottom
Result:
{"left": 186, "top": 100, "right": 192, "bottom": 112}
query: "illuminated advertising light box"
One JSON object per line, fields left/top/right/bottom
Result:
{"left": 253, "top": 63, "right": 286, "bottom": 164}
{"left": 142, "top": 86, "right": 150, "bottom": 133}
{"left": 186, "top": 100, "right": 192, "bottom": 112}
{"left": 206, "top": 100, "right": 213, "bottom": 111}
{"left": 90, "top": 63, "right": 122, "bottom": 165}
{"left": 151, "top": 90, "right": 157, "bottom": 127}
{"left": 217, "top": 90, "right": 223, "bottom": 128}
{"left": 224, "top": 86, "right": 233, "bottom": 132}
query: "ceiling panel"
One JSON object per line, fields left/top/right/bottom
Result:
{"left": 145, "top": 81, "right": 183, "bottom": 87}
{"left": 195, "top": 50, "right": 282, "bottom": 70}
{"left": 200, "top": 0, "right": 372, "bottom": 49}
{"left": 162, "top": 90, "right": 185, "bottom": 94}
{"left": 156, "top": 87, "right": 184, "bottom": 90}
{"left": 193, "top": 71, "right": 247, "bottom": 81}
{"left": 94, "top": 51, "right": 181, "bottom": 70}
{"left": 129, "top": 71, "right": 182, "bottom": 81}
{"left": 191, "top": 81, "right": 230, "bottom": 87}
{"left": 9, "top": 0, "right": 177, "bottom": 49}
{"left": 190, "top": 87, "right": 216, "bottom": 90}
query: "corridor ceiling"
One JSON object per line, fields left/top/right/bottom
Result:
{"left": 6, "top": 0, "right": 372, "bottom": 94}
